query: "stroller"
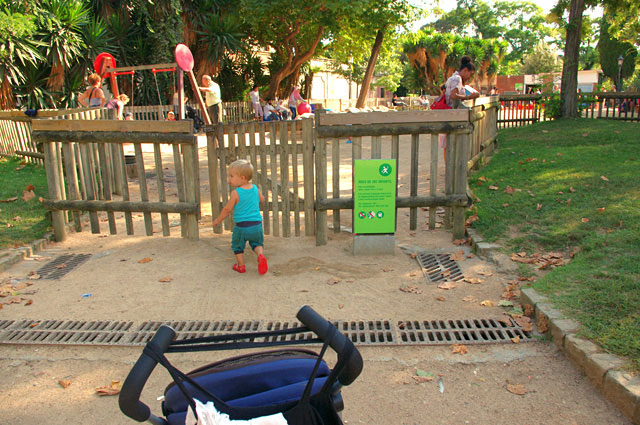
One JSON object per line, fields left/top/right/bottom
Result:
{"left": 183, "top": 104, "right": 205, "bottom": 133}
{"left": 119, "top": 306, "right": 363, "bottom": 425}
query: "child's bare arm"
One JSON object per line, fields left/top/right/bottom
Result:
{"left": 258, "top": 188, "right": 265, "bottom": 204}
{"left": 212, "top": 191, "right": 238, "bottom": 227}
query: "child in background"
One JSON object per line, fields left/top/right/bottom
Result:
{"left": 212, "top": 160, "right": 268, "bottom": 274}
{"left": 167, "top": 111, "right": 176, "bottom": 121}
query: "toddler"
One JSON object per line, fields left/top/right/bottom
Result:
{"left": 212, "top": 160, "right": 268, "bottom": 274}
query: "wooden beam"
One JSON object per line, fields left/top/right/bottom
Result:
{"left": 316, "top": 194, "right": 471, "bottom": 211}
{"left": 41, "top": 199, "right": 198, "bottom": 214}
{"left": 32, "top": 131, "right": 195, "bottom": 145}
{"left": 317, "top": 109, "right": 469, "bottom": 126}
{"left": 31, "top": 119, "right": 192, "bottom": 133}
{"left": 106, "top": 63, "right": 177, "bottom": 73}
{"left": 315, "top": 122, "right": 473, "bottom": 138}
{"left": 15, "top": 150, "right": 44, "bottom": 160}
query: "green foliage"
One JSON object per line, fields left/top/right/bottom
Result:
{"left": 543, "top": 94, "right": 563, "bottom": 120}
{"left": 470, "top": 120, "right": 640, "bottom": 370}
{"left": 520, "top": 43, "right": 562, "bottom": 75}
{"left": 598, "top": 15, "right": 638, "bottom": 87}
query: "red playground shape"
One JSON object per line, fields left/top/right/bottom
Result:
{"left": 94, "top": 52, "right": 117, "bottom": 78}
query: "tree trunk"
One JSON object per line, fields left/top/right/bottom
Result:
{"left": 356, "top": 28, "right": 385, "bottom": 108}
{"left": 561, "top": 0, "right": 585, "bottom": 118}
{"left": 0, "top": 76, "right": 15, "bottom": 110}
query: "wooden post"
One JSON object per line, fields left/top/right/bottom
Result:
{"left": 218, "top": 125, "right": 231, "bottom": 230}
{"left": 97, "top": 143, "right": 117, "bottom": 234}
{"left": 154, "top": 144, "right": 170, "bottom": 236}
{"left": 134, "top": 144, "right": 153, "bottom": 236}
{"left": 182, "top": 140, "right": 199, "bottom": 240}
{"left": 259, "top": 123, "right": 270, "bottom": 235}
{"left": 44, "top": 141, "right": 67, "bottom": 242}
{"left": 61, "top": 142, "right": 82, "bottom": 232}
{"left": 332, "top": 137, "right": 340, "bottom": 233}
{"left": 117, "top": 144, "right": 134, "bottom": 235}
{"left": 291, "top": 123, "right": 300, "bottom": 236}
{"left": 429, "top": 134, "right": 438, "bottom": 229}
{"left": 79, "top": 144, "right": 100, "bottom": 233}
{"left": 280, "top": 120, "right": 291, "bottom": 237}
{"left": 371, "top": 135, "right": 381, "bottom": 159}
{"left": 208, "top": 130, "right": 222, "bottom": 234}
{"left": 409, "top": 133, "right": 419, "bottom": 231}
{"left": 444, "top": 134, "right": 455, "bottom": 229}
{"left": 452, "top": 132, "right": 469, "bottom": 240}
{"left": 302, "top": 118, "right": 315, "bottom": 236}
{"left": 269, "top": 121, "right": 279, "bottom": 237}
{"left": 315, "top": 135, "right": 327, "bottom": 246}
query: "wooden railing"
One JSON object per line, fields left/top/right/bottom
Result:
{"left": 31, "top": 119, "right": 199, "bottom": 241}
{"left": 497, "top": 92, "right": 640, "bottom": 128}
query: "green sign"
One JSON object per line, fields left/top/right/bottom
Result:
{"left": 353, "top": 159, "right": 396, "bottom": 234}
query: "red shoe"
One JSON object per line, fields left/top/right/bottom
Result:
{"left": 257, "top": 254, "right": 268, "bottom": 275}
{"left": 232, "top": 264, "right": 246, "bottom": 273}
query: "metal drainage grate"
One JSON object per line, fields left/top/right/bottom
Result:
{"left": 0, "top": 318, "right": 533, "bottom": 347}
{"left": 397, "top": 318, "right": 532, "bottom": 345}
{"left": 416, "top": 253, "right": 464, "bottom": 283}
{"left": 36, "top": 254, "right": 92, "bottom": 280}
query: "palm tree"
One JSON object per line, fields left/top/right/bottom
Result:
{"left": 0, "top": 9, "right": 44, "bottom": 109}
{"left": 37, "top": 0, "right": 89, "bottom": 92}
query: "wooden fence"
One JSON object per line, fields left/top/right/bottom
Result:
{"left": 498, "top": 92, "right": 640, "bottom": 129}
{"left": 206, "top": 120, "right": 315, "bottom": 238}
{"left": 31, "top": 119, "right": 199, "bottom": 241}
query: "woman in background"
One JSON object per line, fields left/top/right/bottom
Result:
{"left": 78, "top": 73, "right": 106, "bottom": 108}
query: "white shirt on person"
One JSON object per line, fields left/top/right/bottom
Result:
{"left": 249, "top": 90, "right": 260, "bottom": 104}
{"left": 263, "top": 103, "right": 277, "bottom": 116}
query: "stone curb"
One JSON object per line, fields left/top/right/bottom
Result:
{"left": 0, "top": 234, "right": 55, "bottom": 273}
{"left": 467, "top": 230, "right": 639, "bottom": 425}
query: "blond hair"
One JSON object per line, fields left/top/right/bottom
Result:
{"left": 229, "top": 159, "right": 253, "bottom": 181}
{"left": 88, "top": 73, "right": 101, "bottom": 86}
{"left": 117, "top": 94, "right": 129, "bottom": 104}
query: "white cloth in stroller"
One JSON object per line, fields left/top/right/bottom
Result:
{"left": 186, "top": 399, "right": 288, "bottom": 425}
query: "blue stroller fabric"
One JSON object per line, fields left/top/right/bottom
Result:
{"left": 144, "top": 326, "right": 352, "bottom": 425}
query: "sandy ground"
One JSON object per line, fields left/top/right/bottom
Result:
{"left": 0, "top": 133, "right": 631, "bottom": 424}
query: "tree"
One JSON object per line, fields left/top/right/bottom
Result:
{"left": 520, "top": 43, "right": 562, "bottom": 75}
{"left": 0, "top": 8, "right": 42, "bottom": 109}
{"left": 598, "top": 13, "right": 638, "bottom": 87}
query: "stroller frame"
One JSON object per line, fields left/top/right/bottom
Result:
{"left": 119, "top": 306, "right": 363, "bottom": 424}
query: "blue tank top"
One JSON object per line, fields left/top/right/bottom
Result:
{"left": 233, "top": 185, "right": 262, "bottom": 223}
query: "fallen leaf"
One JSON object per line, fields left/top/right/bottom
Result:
{"left": 399, "top": 285, "right": 422, "bottom": 294}
{"left": 382, "top": 268, "right": 393, "bottom": 272}
{"left": 410, "top": 253, "right": 417, "bottom": 259}
{"left": 488, "top": 185, "right": 499, "bottom": 190}
{"left": 437, "top": 282, "right": 457, "bottom": 290}
{"left": 477, "top": 271, "right": 493, "bottom": 276}
{"left": 95, "top": 381, "right": 122, "bottom": 396}
{"left": 524, "top": 304, "right": 534, "bottom": 316}
{"left": 0, "top": 197, "right": 18, "bottom": 203}
{"left": 536, "top": 203, "right": 542, "bottom": 211}
{"left": 416, "top": 369, "right": 434, "bottom": 380}
{"left": 22, "top": 190, "right": 35, "bottom": 202}
{"left": 436, "top": 296, "right": 445, "bottom": 302}
{"left": 478, "top": 176, "right": 488, "bottom": 182}
{"left": 463, "top": 277, "right": 483, "bottom": 284}
{"left": 451, "top": 344, "right": 468, "bottom": 355}
{"left": 466, "top": 253, "right": 476, "bottom": 259}
{"left": 25, "top": 299, "right": 33, "bottom": 305}
{"left": 29, "top": 322, "right": 39, "bottom": 328}
{"left": 338, "top": 304, "right": 344, "bottom": 309}
{"left": 12, "top": 216, "right": 22, "bottom": 221}
{"left": 597, "top": 207, "right": 605, "bottom": 212}
{"left": 582, "top": 133, "right": 589, "bottom": 137}
{"left": 465, "top": 214, "right": 478, "bottom": 226}
{"left": 28, "top": 272, "right": 40, "bottom": 279}
{"left": 581, "top": 218, "right": 589, "bottom": 223}
{"left": 506, "top": 383, "right": 528, "bottom": 395}
{"left": 537, "top": 314, "right": 549, "bottom": 333}
{"left": 502, "top": 203, "right": 510, "bottom": 208}
{"left": 413, "top": 375, "right": 430, "bottom": 384}
{"left": 55, "top": 264, "right": 67, "bottom": 269}
{"left": 462, "top": 295, "right": 476, "bottom": 303}
{"left": 326, "top": 277, "right": 341, "bottom": 285}
{"left": 158, "top": 277, "right": 172, "bottom": 283}
{"left": 504, "top": 186, "right": 515, "bottom": 194}
{"left": 569, "top": 187, "right": 576, "bottom": 193}
{"left": 480, "top": 300, "right": 495, "bottom": 307}
{"left": 453, "top": 238, "right": 467, "bottom": 246}
{"left": 138, "top": 257, "right": 153, "bottom": 263}
{"left": 498, "top": 300, "right": 514, "bottom": 307}
{"left": 450, "top": 250, "right": 465, "bottom": 261}
{"left": 59, "top": 379, "right": 72, "bottom": 389}
{"left": 600, "top": 175, "right": 609, "bottom": 182}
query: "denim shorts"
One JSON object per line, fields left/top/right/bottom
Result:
{"left": 231, "top": 224, "right": 264, "bottom": 254}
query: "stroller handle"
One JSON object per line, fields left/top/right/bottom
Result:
{"left": 119, "top": 325, "right": 176, "bottom": 423}
{"left": 297, "top": 305, "right": 363, "bottom": 386}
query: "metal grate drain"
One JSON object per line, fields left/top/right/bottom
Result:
{"left": 0, "top": 318, "right": 533, "bottom": 347}
{"left": 397, "top": 318, "right": 529, "bottom": 345}
{"left": 416, "top": 253, "right": 464, "bottom": 283}
{"left": 36, "top": 254, "right": 92, "bottom": 280}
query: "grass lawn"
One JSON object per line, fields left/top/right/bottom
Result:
{"left": 469, "top": 119, "right": 640, "bottom": 371}
{"left": 0, "top": 157, "right": 51, "bottom": 248}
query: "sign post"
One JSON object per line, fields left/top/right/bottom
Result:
{"left": 353, "top": 159, "right": 397, "bottom": 255}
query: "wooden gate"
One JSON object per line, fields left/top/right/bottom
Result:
{"left": 31, "top": 119, "right": 200, "bottom": 241}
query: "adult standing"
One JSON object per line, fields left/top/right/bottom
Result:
{"left": 288, "top": 87, "right": 303, "bottom": 119}
{"left": 78, "top": 73, "right": 106, "bottom": 108}
{"left": 200, "top": 74, "right": 222, "bottom": 124}
{"left": 246, "top": 85, "right": 263, "bottom": 121}
{"left": 445, "top": 56, "right": 480, "bottom": 109}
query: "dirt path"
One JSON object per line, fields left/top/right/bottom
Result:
{"left": 0, "top": 216, "right": 631, "bottom": 424}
